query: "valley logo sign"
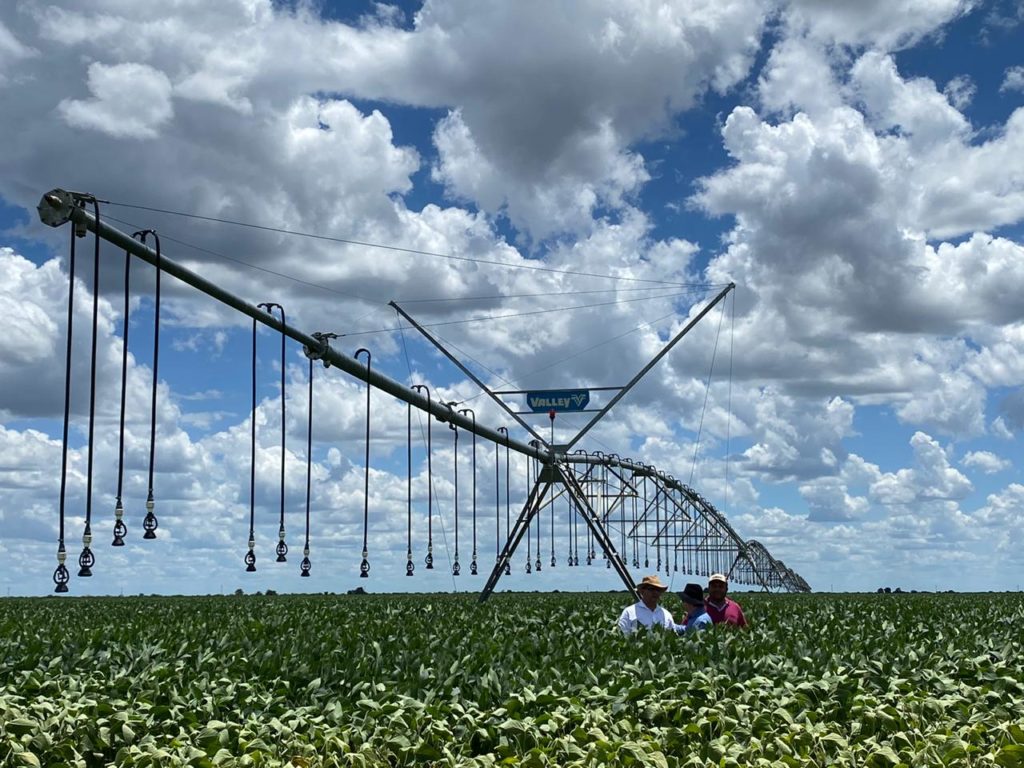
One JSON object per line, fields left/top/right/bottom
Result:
{"left": 526, "top": 389, "right": 590, "bottom": 413}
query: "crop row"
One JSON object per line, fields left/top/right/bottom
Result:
{"left": 1, "top": 592, "right": 1023, "bottom": 766}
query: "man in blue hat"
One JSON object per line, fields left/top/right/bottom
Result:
{"left": 676, "top": 582, "right": 712, "bottom": 632}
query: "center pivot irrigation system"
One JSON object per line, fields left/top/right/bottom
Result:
{"left": 38, "top": 188, "right": 810, "bottom": 600}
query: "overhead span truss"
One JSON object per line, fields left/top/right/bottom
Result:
{"left": 37, "top": 188, "right": 810, "bottom": 598}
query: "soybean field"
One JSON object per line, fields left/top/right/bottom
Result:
{"left": 2, "top": 592, "right": 1023, "bottom": 767}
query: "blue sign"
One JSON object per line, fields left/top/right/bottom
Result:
{"left": 526, "top": 389, "right": 590, "bottom": 413}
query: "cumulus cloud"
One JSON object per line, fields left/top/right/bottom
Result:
{"left": 961, "top": 450, "right": 1010, "bottom": 474}
{"left": 991, "top": 416, "right": 1014, "bottom": 439}
{"left": 894, "top": 370, "right": 987, "bottom": 437}
{"left": 1002, "top": 65, "right": 1024, "bottom": 93}
{"left": 692, "top": 40, "right": 1024, "bottom": 441}
{"left": 2, "top": 0, "right": 1024, "bottom": 595}
{"left": 743, "top": 393, "right": 853, "bottom": 480}
{"left": 800, "top": 476, "right": 870, "bottom": 521}
{"left": 972, "top": 483, "right": 1024, "bottom": 562}
{"left": 943, "top": 74, "right": 976, "bottom": 109}
{"left": 783, "top": 0, "right": 975, "bottom": 50}
{"left": 998, "top": 387, "right": 1024, "bottom": 432}
{"left": 432, "top": 109, "right": 649, "bottom": 241}
{"left": 870, "top": 432, "right": 972, "bottom": 505}
{"left": 58, "top": 62, "right": 174, "bottom": 139}
{"left": 757, "top": 34, "right": 842, "bottom": 119}
{"left": 0, "top": 18, "right": 35, "bottom": 83}
{"left": 311, "top": 0, "right": 772, "bottom": 239}
{"left": 851, "top": 52, "right": 970, "bottom": 147}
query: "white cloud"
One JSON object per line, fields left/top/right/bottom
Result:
{"left": 2, "top": 0, "right": 1024, "bottom": 595}
{"left": 691, "top": 41, "right": 1024, "bottom": 441}
{"left": 990, "top": 416, "right": 1014, "bottom": 439}
{"left": 972, "top": 483, "right": 1024, "bottom": 562}
{"left": 432, "top": 110, "right": 649, "bottom": 241}
{"left": 943, "top": 74, "right": 976, "bottom": 109}
{"left": 869, "top": 431, "right": 972, "bottom": 505}
{"left": 783, "top": 0, "right": 976, "bottom": 50}
{"left": 894, "top": 370, "right": 987, "bottom": 437}
{"left": 757, "top": 34, "right": 842, "bottom": 118}
{"left": 321, "top": 0, "right": 772, "bottom": 238}
{"left": 0, "top": 18, "right": 35, "bottom": 84}
{"left": 58, "top": 62, "right": 174, "bottom": 139}
{"left": 800, "top": 476, "right": 870, "bottom": 521}
{"left": 998, "top": 387, "right": 1024, "bottom": 432}
{"left": 961, "top": 450, "right": 1010, "bottom": 474}
{"left": 914, "top": 108, "right": 1024, "bottom": 238}
{"left": 851, "top": 51, "right": 970, "bottom": 148}
{"left": 1000, "top": 65, "right": 1024, "bottom": 93}
{"left": 966, "top": 323, "right": 1024, "bottom": 387}
{"left": 737, "top": 390, "right": 855, "bottom": 481}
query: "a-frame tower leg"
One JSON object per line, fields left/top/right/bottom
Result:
{"left": 479, "top": 461, "right": 639, "bottom": 603}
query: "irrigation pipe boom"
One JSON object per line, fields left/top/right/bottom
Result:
{"left": 37, "top": 188, "right": 810, "bottom": 598}
{"left": 37, "top": 188, "right": 720, "bottom": 483}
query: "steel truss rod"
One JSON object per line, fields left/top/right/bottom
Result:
{"left": 35, "top": 191, "right": 704, "bottom": 492}
{"left": 631, "top": 483, "right": 692, "bottom": 539}
{"left": 390, "top": 300, "right": 546, "bottom": 445}
{"left": 38, "top": 189, "right": 549, "bottom": 462}
{"left": 565, "top": 282, "right": 735, "bottom": 451}
{"left": 558, "top": 464, "right": 635, "bottom": 595}
{"left": 598, "top": 463, "right": 639, "bottom": 521}
{"left": 480, "top": 461, "right": 637, "bottom": 602}
{"left": 638, "top": 482, "right": 695, "bottom": 543}
{"left": 730, "top": 548, "right": 773, "bottom": 592}
{"left": 480, "top": 474, "right": 553, "bottom": 600}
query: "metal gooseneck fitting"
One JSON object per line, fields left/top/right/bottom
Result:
{"left": 449, "top": 414, "right": 460, "bottom": 577}
{"left": 565, "top": 495, "right": 574, "bottom": 567}
{"left": 524, "top": 444, "right": 532, "bottom": 575}
{"left": 355, "top": 348, "right": 372, "bottom": 578}
{"left": 112, "top": 238, "right": 132, "bottom": 548}
{"left": 530, "top": 439, "right": 543, "bottom": 573}
{"left": 298, "top": 330, "right": 340, "bottom": 579}
{"left": 412, "top": 384, "right": 433, "bottom": 570}
{"left": 300, "top": 349, "right": 314, "bottom": 578}
{"left": 498, "top": 426, "right": 511, "bottom": 576}
{"left": 79, "top": 199, "right": 103, "bottom": 578}
{"left": 256, "top": 302, "right": 288, "bottom": 563}
{"left": 246, "top": 312, "right": 260, "bottom": 573}
{"left": 135, "top": 229, "right": 162, "bottom": 542}
{"left": 459, "top": 408, "right": 478, "bottom": 576}
{"left": 405, "top": 400, "right": 415, "bottom": 577}
{"left": 53, "top": 218, "right": 78, "bottom": 593}
{"left": 642, "top": 468, "right": 650, "bottom": 569}
{"left": 494, "top": 426, "right": 501, "bottom": 568}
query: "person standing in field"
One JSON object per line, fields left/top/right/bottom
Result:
{"left": 618, "top": 575, "right": 676, "bottom": 635}
{"left": 704, "top": 573, "right": 748, "bottom": 627}
{"left": 677, "top": 582, "right": 713, "bottom": 632}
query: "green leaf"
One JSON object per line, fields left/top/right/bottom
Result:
{"left": 996, "top": 744, "right": 1024, "bottom": 768}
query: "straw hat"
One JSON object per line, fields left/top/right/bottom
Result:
{"left": 636, "top": 574, "right": 669, "bottom": 591}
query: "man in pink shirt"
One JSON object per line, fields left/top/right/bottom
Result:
{"left": 704, "top": 573, "right": 748, "bottom": 627}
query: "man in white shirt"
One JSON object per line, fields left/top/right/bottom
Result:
{"left": 618, "top": 574, "right": 676, "bottom": 636}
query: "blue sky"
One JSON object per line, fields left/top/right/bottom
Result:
{"left": 1, "top": 0, "right": 1023, "bottom": 597}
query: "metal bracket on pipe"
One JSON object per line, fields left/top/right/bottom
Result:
{"left": 435, "top": 401, "right": 459, "bottom": 424}
{"left": 302, "top": 331, "right": 342, "bottom": 367}
{"left": 38, "top": 189, "right": 101, "bottom": 237}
